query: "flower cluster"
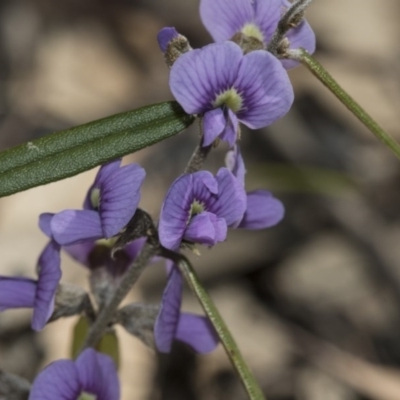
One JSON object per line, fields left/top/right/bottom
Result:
{"left": 0, "top": 0, "right": 315, "bottom": 396}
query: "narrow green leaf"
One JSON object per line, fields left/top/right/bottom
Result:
{"left": 0, "top": 101, "right": 194, "bottom": 197}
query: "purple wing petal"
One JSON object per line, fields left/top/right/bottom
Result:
{"left": 158, "top": 27, "right": 179, "bottom": 53}
{"left": 203, "top": 108, "right": 227, "bottom": 147}
{"left": 29, "top": 360, "right": 81, "bottom": 400}
{"left": 76, "top": 349, "right": 120, "bottom": 400}
{"left": 51, "top": 210, "right": 103, "bottom": 245}
{"left": 0, "top": 277, "right": 36, "bottom": 310}
{"left": 200, "top": 0, "right": 253, "bottom": 42}
{"left": 184, "top": 212, "right": 227, "bottom": 246}
{"left": 170, "top": 42, "right": 243, "bottom": 115}
{"left": 219, "top": 110, "right": 239, "bottom": 148}
{"left": 283, "top": 20, "right": 316, "bottom": 69}
{"left": 99, "top": 163, "right": 145, "bottom": 238}
{"left": 225, "top": 145, "right": 246, "bottom": 186}
{"left": 253, "top": 0, "right": 282, "bottom": 42}
{"left": 159, "top": 174, "right": 193, "bottom": 250}
{"left": 176, "top": 313, "right": 219, "bottom": 353}
{"left": 155, "top": 266, "right": 183, "bottom": 353}
{"left": 208, "top": 168, "right": 247, "bottom": 227}
{"left": 239, "top": 190, "right": 285, "bottom": 229}
{"left": 39, "top": 213, "right": 54, "bottom": 238}
{"left": 236, "top": 50, "right": 294, "bottom": 129}
{"left": 32, "top": 241, "right": 61, "bottom": 331}
{"left": 64, "top": 241, "right": 95, "bottom": 268}
{"left": 83, "top": 160, "right": 122, "bottom": 210}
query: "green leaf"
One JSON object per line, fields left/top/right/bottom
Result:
{"left": 71, "top": 316, "right": 120, "bottom": 368}
{"left": 0, "top": 101, "right": 194, "bottom": 198}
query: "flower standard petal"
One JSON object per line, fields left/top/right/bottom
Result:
{"left": 200, "top": 0, "right": 253, "bottom": 42}
{"left": 75, "top": 349, "right": 120, "bottom": 400}
{"left": 155, "top": 266, "right": 183, "bottom": 353}
{"left": 235, "top": 49, "right": 294, "bottom": 129}
{"left": 253, "top": 0, "right": 282, "bottom": 42}
{"left": 159, "top": 174, "right": 194, "bottom": 250}
{"left": 29, "top": 359, "right": 81, "bottom": 400}
{"left": 32, "top": 241, "right": 61, "bottom": 331}
{"left": 184, "top": 212, "right": 227, "bottom": 246}
{"left": 239, "top": 190, "right": 285, "bottom": 229}
{"left": 176, "top": 313, "right": 219, "bottom": 353}
{"left": 0, "top": 277, "right": 36, "bottom": 310}
{"left": 170, "top": 41, "right": 243, "bottom": 115}
{"left": 51, "top": 210, "right": 103, "bottom": 245}
{"left": 99, "top": 163, "right": 145, "bottom": 238}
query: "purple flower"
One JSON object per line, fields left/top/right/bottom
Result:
{"left": 0, "top": 241, "right": 61, "bottom": 331}
{"left": 157, "top": 27, "right": 180, "bottom": 53}
{"left": 170, "top": 41, "right": 294, "bottom": 147}
{"left": 158, "top": 167, "right": 247, "bottom": 250}
{"left": 200, "top": 0, "right": 316, "bottom": 69}
{"left": 226, "top": 145, "right": 284, "bottom": 228}
{"left": 29, "top": 348, "right": 120, "bottom": 400}
{"left": 49, "top": 159, "right": 145, "bottom": 246}
{"left": 155, "top": 262, "right": 219, "bottom": 353}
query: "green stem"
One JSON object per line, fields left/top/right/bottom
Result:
{"left": 170, "top": 253, "right": 266, "bottom": 400}
{"left": 291, "top": 49, "right": 400, "bottom": 161}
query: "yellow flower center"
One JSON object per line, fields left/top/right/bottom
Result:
{"left": 241, "top": 23, "right": 264, "bottom": 42}
{"left": 78, "top": 392, "right": 97, "bottom": 400}
{"left": 213, "top": 88, "right": 243, "bottom": 113}
{"left": 90, "top": 188, "right": 101, "bottom": 209}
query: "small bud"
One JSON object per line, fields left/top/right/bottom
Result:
{"left": 50, "top": 283, "right": 95, "bottom": 322}
{"left": 0, "top": 370, "right": 30, "bottom": 399}
{"left": 114, "top": 303, "right": 159, "bottom": 348}
{"left": 157, "top": 27, "right": 192, "bottom": 68}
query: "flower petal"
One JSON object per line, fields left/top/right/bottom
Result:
{"left": 170, "top": 42, "right": 243, "bottom": 115}
{"left": 207, "top": 168, "right": 247, "bottom": 227}
{"left": 253, "top": 0, "right": 282, "bottom": 42}
{"left": 219, "top": 109, "right": 239, "bottom": 147}
{"left": 39, "top": 213, "right": 54, "bottom": 238}
{"left": 236, "top": 50, "right": 294, "bottom": 129}
{"left": 203, "top": 108, "right": 227, "bottom": 147}
{"left": 0, "top": 277, "right": 36, "bottom": 310}
{"left": 76, "top": 349, "right": 120, "bottom": 400}
{"left": 184, "top": 212, "right": 227, "bottom": 246}
{"left": 32, "top": 241, "right": 61, "bottom": 331}
{"left": 99, "top": 163, "right": 145, "bottom": 238}
{"left": 63, "top": 241, "right": 95, "bottom": 268}
{"left": 159, "top": 174, "right": 194, "bottom": 250}
{"left": 225, "top": 145, "right": 246, "bottom": 186}
{"left": 29, "top": 360, "right": 81, "bottom": 400}
{"left": 176, "top": 313, "right": 219, "bottom": 353}
{"left": 200, "top": 0, "right": 253, "bottom": 42}
{"left": 155, "top": 266, "right": 183, "bottom": 353}
{"left": 51, "top": 210, "right": 103, "bottom": 245}
{"left": 239, "top": 190, "right": 285, "bottom": 229}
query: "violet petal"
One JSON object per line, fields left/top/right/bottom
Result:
{"left": 0, "top": 277, "right": 36, "bottom": 310}
{"left": 225, "top": 145, "right": 246, "bottom": 186}
{"left": 239, "top": 190, "right": 285, "bottom": 229}
{"left": 155, "top": 266, "right": 183, "bottom": 353}
{"left": 51, "top": 210, "right": 103, "bottom": 245}
{"left": 29, "top": 360, "right": 81, "bottom": 400}
{"left": 203, "top": 108, "right": 227, "bottom": 147}
{"left": 176, "top": 313, "right": 219, "bottom": 353}
{"left": 184, "top": 212, "right": 227, "bottom": 246}
{"left": 32, "top": 241, "right": 61, "bottom": 331}
{"left": 157, "top": 27, "right": 179, "bottom": 53}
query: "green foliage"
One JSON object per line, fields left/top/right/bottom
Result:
{"left": 0, "top": 101, "right": 194, "bottom": 198}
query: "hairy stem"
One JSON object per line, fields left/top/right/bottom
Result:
{"left": 288, "top": 48, "right": 400, "bottom": 161}
{"left": 163, "top": 249, "right": 266, "bottom": 400}
{"left": 82, "top": 241, "right": 157, "bottom": 350}
{"left": 268, "top": 0, "right": 315, "bottom": 54}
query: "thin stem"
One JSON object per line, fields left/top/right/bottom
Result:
{"left": 163, "top": 249, "right": 266, "bottom": 400}
{"left": 267, "top": 0, "right": 315, "bottom": 54}
{"left": 184, "top": 143, "right": 212, "bottom": 174}
{"left": 82, "top": 241, "right": 157, "bottom": 350}
{"left": 288, "top": 48, "right": 400, "bottom": 161}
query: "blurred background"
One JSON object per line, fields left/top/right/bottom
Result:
{"left": 1, "top": 0, "right": 400, "bottom": 399}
